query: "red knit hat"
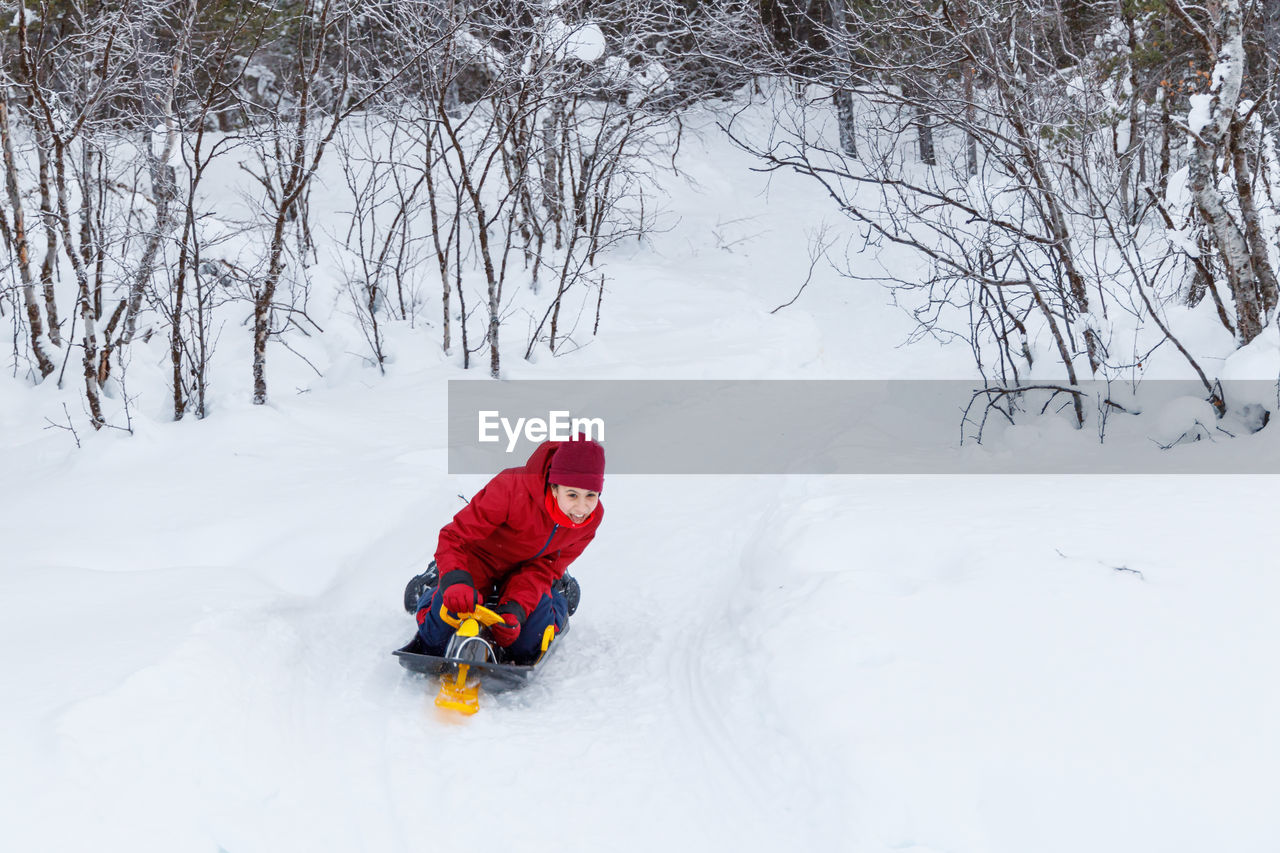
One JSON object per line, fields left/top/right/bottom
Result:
{"left": 548, "top": 437, "right": 605, "bottom": 492}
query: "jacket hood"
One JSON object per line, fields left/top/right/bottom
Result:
{"left": 518, "top": 440, "right": 559, "bottom": 497}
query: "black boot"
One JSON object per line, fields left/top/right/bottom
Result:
{"left": 553, "top": 573, "right": 581, "bottom": 617}
{"left": 403, "top": 562, "right": 439, "bottom": 614}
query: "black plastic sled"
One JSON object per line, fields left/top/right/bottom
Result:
{"left": 393, "top": 630, "right": 562, "bottom": 692}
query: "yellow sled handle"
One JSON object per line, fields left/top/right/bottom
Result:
{"left": 438, "top": 603, "right": 506, "bottom": 630}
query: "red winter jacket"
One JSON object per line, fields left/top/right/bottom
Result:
{"left": 434, "top": 440, "right": 603, "bottom": 621}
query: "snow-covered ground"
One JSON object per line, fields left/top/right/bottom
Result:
{"left": 4, "top": 107, "right": 1279, "bottom": 853}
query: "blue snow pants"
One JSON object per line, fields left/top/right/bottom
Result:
{"left": 415, "top": 585, "right": 569, "bottom": 665}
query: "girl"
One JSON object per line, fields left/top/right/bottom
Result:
{"left": 405, "top": 437, "right": 604, "bottom": 664}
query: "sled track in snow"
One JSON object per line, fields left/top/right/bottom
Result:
{"left": 669, "top": 613, "right": 776, "bottom": 814}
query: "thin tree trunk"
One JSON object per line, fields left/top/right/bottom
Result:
{"left": 829, "top": 0, "right": 858, "bottom": 158}
{"left": 190, "top": 213, "right": 210, "bottom": 420}
{"left": 251, "top": 0, "right": 348, "bottom": 405}
{"left": 1027, "top": 278, "right": 1084, "bottom": 427}
{"left": 172, "top": 218, "right": 189, "bottom": 421}
{"left": 253, "top": 217, "right": 290, "bottom": 405}
{"left": 542, "top": 96, "right": 564, "bottom": 248}
{"left": 438, "top": 105, "right": 502, "bottom": 377}
{"left": 1188, "top": 0, "right": 1265, "bottom": 343}
{"left": 455, "top": 202, "right": 468, "bottom": 369}
{"left": 1118, "top": 10, "right": 1143, "bottom": 223}
{"left": 963, "top": 63, "right": 978, "bottom": 177}
{"left": 124, "top": 78, "right": 182, "bottom": 344}
{"left": 52, "top": 137, "right": 106, "bottom": 426}
{"left": 916, "top": 102, "right": 936, "bottom": 165}
{"left": 955, "top": 0, "right": 978, "bottom": 177}
{"left": 1230, "top": 113, "right": 1279, "bottom": 317}
{"left": 0, "top": 91, "right": 54, "bottom": 378}
{"left": 1006, "top": 105, "right": 1101, "bottom": 373}
{"left": 34, "top": 121, "right": 59, "bottom": 347}
{"left": 79, "top": 144, "right": 98, "bottom": 320}
{"left": 1157, "top": 87, "right": 1171, "bottom": 198}
{"left": 18, "top": 11, "right": 105, "bottom": 424}
{"left": 476, "top": 196, "right": 501, "bottom": 378}
{"left": 424, "top": 139, "right": 452, "bottom": 353}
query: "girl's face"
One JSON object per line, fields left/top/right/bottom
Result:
{"left": 551, "top": 484, "right": 599, "bottom": 524}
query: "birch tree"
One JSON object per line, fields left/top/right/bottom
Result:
{"left": 729, "top": 0, "right": 1251, "bottom": 427}
{"left": 1175, "top": 0, "right": 1278, "bottom": 344}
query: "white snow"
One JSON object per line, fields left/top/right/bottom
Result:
{"left": 10, "top": 6, "right": 39, "bottom": 27}
{"left": 150, "top": 122, "right": 176, "bottom": 163}
{"left": 1187, "top": 92, "right": 1213, "bottom": 137}
{"left": 1147, "top": 395, "right": 1218, "bottom": 445}
{"left": 1164, "top": 225, "right": 1200, "bottom": 258}
{"left": 546, "top": 18, "right": 606, "bottom": 64}
{"left": 3, "top": 106, "right": 1280, "bottom": 853}
{"left": 627, "top": 61, "right": 673, "bottom": 104}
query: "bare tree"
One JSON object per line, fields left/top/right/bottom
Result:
{"left": 0, "top": 0, "right": 740, "bottom": 428}
{"left": 406, "top": 0, "right": 676, "bottom": 375}
{"left": 157, "top": 3, "right": 272, "bottom": 420}
{"left": 13, "top": 0, "right": 139, "bottom": 427}
{"left": 1173, "top": 0, "right": 1278, "bottom": 344}
{"left": 0, "top": 84, "right": 55, "bottom": 378}
{"left": 726, "top": 0, "right": 1258, "bottom": 429}
{"left": 335, "top": 113, "right": 432, "bottom": 370}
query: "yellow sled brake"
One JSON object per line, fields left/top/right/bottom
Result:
{"left": 434, "top": 605, "right": 505, "bottom": 716}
